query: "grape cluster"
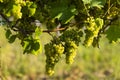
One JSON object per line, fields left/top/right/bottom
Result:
{"left": 84, "top": 17, "right": 103, "bottom": 47}
{"left": 44, "top": 29, "right": 83, "bottom": 75}
{"left": 60, "top": 29, "right": 83, "bottom": 64}
{"left": 11, "top": 4, "right": 22, "bottom": 19}
{"left": 1, "top": 0, "right": 37, "bottom": 20}
{"left": 44, "top": 40, "right": 64, "bottom": 76}
{"left": 65, "top": 40, "right": 78, "bottom": 64}
{"left": 107, "top": 7, "right": 119, "bottom": 19}
{"left": 60, "top": 29, "right": 83, "bottom": 46}
{"left": 1, "top": 0, "right": 26, "bottom": 20}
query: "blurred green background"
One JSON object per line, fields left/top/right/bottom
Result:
{"left": 0, "top": 26, "right": 120, "bottom": 80}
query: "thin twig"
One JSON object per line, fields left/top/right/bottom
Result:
{"left": 43, "top": 28, "right": 66, "bottom": 32}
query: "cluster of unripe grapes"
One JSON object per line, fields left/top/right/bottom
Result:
{"left": 106, "top": 7, "right": 119, "bottom": 19}
{"left": 44, "top": 29, "right": 83, "bottom": 76}
{"left": 84, "top": 17, "right": 103, "bottom": 47}
{"left": 1, "top": 0, "right": 37, "bottom": 20}
{"left": 65, "top": 40, "right": 78, "bottom": 64}
{"left": 44, "top": 40, "right": 64, "bottom": 76}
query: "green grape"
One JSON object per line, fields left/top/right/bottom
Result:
{"left": 84, "top": 30, "right": 94, "bottom": 47}
{"left": 45, "top": 63, "right": 55, "bottom": 76}
{"left": 92, "top": 37, "right": 100, "bottom": 48}
{"left": 53, "top": 43, "right": 64, "bottom": 55}
{"left": 59, "top": 29, "right": 82, "bottom": 64}
{"left": 65, "top": 40, "right": 78, "bottom": 64}
{"left": 66, "top": 49, "right": 77, "bottom": 64}
{"left": 84, "top": 17, "right": 103, "bottom": 47}
{"left": 44, "top": 40, "right": 64, "bottom": 76}
{"left": 107, "top": 7, "right": 119, "bottom": 19}
{"left": 11, "top": 4, "right": 22, "bottom": 19}
{"left": 14, "top": 0, "right": 25, "bottom": 5}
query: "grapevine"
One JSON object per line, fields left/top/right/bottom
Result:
{"left": 0, "top": 0, "right": 120, "bottom": 76}
{"left": 44, "top": 29, "right": 83, "bottom": 75}
{"left": 83, "top": 17, "right": 104, "bottom": 47}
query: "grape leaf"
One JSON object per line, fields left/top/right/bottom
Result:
{"left": 82, "top": 0, "right": 106, "bottom": 8}
{"left": 90, "top": 0, "right": 106, "bottom": 8}
{"left": 106, "top": 19, "right": 120, "bottom": 43}
{"left": 49, "top": 0, "right": 77, "bottom": 24}
{"left": 23, "top": 38, "right": 42, "bottom": 55}
{"left": 49, "top": 0, "right": 68, "bottom": 18}
{"left": 30, "top": 39, "right": 42, "bottom": 55}
{"left": 32, "top": 41, "right": 40, "bottom": 51}
{"left": 5, "top": 29, "right": 12, "bottom": 39}
{"left": 28, "top": 2, "right": 37, "bottom": 17}
{"left": 35, "top": 27, "right": 42, "bottom": 39}
{"left": 82, "top": 0, "right": 92, "bottom": 4}
{"left": 8, "top": 35, "right": 17, "bottom": 43}
{"left": 23, "top": 40, "right": 31, "bottom": 54}
{"left": 59, "top": 7, "right": 76, "bottom": 24}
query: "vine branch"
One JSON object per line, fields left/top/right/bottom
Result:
{"left": 43, "top": 28, "right": 66, "bottom": 32}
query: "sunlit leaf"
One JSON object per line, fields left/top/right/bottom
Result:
{"left": 82, "top": 0, "right": 106, "bottom": 8}
{"left": 35, "top": 27, "right": 42, "bottom": 39}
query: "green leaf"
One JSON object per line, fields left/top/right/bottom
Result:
{"left": 49, "top": 0, "right": 68, "bottom": 18}
{"left": 32, "top": 41, "right": 40, "bottom": 51}
{"left": 59, "top": 7, "right": 76, "bottom": 24}
{"left": 22, "top": 38, "right": 42, "bottom": 55}
{"left": 5, "top": 29, "right": 12, "bottom": 39}
{"left": 82, "top": 0, "right": 92, "bottom": 4}
{"left": 28, "top": 2, "right": 37, "bottom": 17}
{"left": 82, "top": 0, "right": 106, "bottom": 8}
{"left": 8, "top": 35, "right": 17, "bottom": 43}
{"left": 35, "top": 27, "right": 42, "bottom": 39}
{"left": 106, "top": 19, "right": 120, "bottom": 43}
{"left": 22, "top": 1, "right": 37, "bottom": 17}
{"left": 31, "top": 40, "right": 42, "bottom": 55}
{"left": 29, "top": 8, "right": 36, "bottom": 17}
{"left": 49, "top": 0, "right": 77, "bottom": 24}
{"left": 90, "top": 0, "right": 106, "bottom": 8}
{"left": 23, "top": 40, "right": 31, "bottom": 54}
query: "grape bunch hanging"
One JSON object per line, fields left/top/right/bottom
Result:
{"left": 44, "top": 29, "right": 83, "bottom": 75}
